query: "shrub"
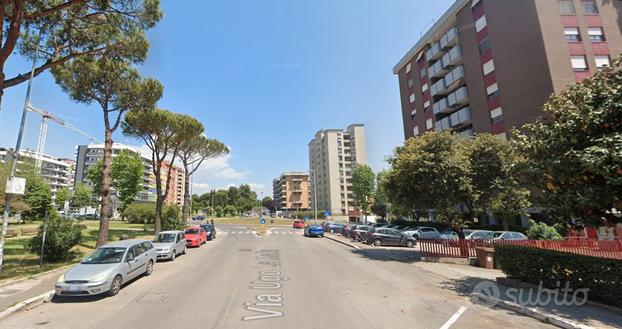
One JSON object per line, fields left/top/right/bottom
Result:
{"left": 162, "top": 205, "right": 183, "bottom": 231}
{"left": 28, "top": 215, "right": 82, "bottom": 262}
{"left": 495, "top": 244, "right": 622, "bottom": 307}
{"left": 526, "top": 220, "right": 563, "bottom": 240}
{"left": 124, "top": 203, "right": 156, "bottom": 224}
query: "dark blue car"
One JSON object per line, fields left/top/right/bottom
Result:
{"left": 304, "top": 225, "right": 324, "bottom": 238}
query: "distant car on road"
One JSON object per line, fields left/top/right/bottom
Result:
{"left": 185, "top": 226, "right": 207, "bottom": 247}
{"left": 55, "top": 240, "right": 156, "bottom": 297}
{"left": 304, "top": 224, "right": 324, "bottom": 237}
{"left": 351, "top": 225, "right": 372, "bottom": 242}
{"left": 492, "top": 231, "right": 528, "bottom": 241}
{"left": 200, "top": 223, "right": 216, "bottom": 240}
{"left": 371, "top": 223, "right": 389, "bottom": 228}
{"left": 366, "top": 228, "right": 416, "bottom": 248}
{"left": 153, "top": 231, "right": 186, "bottom": 261}
{"left": 293, "top": 220, "right": 305, "bottom": 229}
{"left": 341, "top": 224, "right": 358, "bottom": 238}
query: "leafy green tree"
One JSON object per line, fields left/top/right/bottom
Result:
{"left": 123, "top": 109, "right": 202, "bottom": 234}
{"left": 262, "top": 196, "right": 274, "bottom": 211}
{"left": 21, "top": 163, "right": 52, "bottom": 221}
{"left": 0, "top": 0, "right": 162, "bottom": 105}
{"left": 466, "top": 134, "right": 531, "bottom": 230}
{"left": 224, "top": 205, "right": 237, "bottom": 217}
{"left": 72, "top": 183, "right": 93, "bottom": 209}
{"left": 515, "top": 57, "right": 622, "bottom": 227}
{"left": 372, "top": 170, "right": 389, "bottom": 220}
{"left": 177, "top": 132, "right": 228, "bottom": 222}
{"left": 383, "top": 131, "right": 472, "bottom": 229}
{"left": 351, "top": 164, "right": 375, "bottom": 221}
{"left": 55, "top": 187, "right": 71, "bottom": 208}
{"left": 53, "top": 57, "right": 163, "bottom": 247}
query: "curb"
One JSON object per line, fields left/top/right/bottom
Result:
{"left": 0, "top": 265, "right": 72, "bottom": 290}
{"left": 472, "top": 292, "right": 594, "bottom": 329}
{"left": 0, "top": 290, "right": 55, "bottom": 321}
{"left": 324, "top": 235, "right": 360, "bottom": 250}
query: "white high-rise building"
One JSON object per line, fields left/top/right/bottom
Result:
{"left": 308, "top": 124, "right": 366, "bottom": 220}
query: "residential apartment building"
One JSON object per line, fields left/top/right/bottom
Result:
{"left": 308, "top": 124, "right": 366, "bottom": 219}
{"left": 0, "top": 147, "right": 72, "bottom": 202}
{"left": 394, "top": 0, "right": 622, "bottom": 140}
{"left": 74, "top": 143, "right": 156, "bottom": 203}
{"left": 162, "top": 161, "right": 186, "bottom": 207}
{"left": 272, "top": 172, "right": 311, "bottom": 213}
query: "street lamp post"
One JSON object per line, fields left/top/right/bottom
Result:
{"left": 310, "top": 170, "right": 318, "bottom": 224}
{"left": 0, "top": 37, "right": 41, "bottom": 273}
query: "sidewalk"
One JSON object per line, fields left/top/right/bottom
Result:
{"left": 324, "top": 232, "right": 622, "bottom": 328}
{"left": 0, "top": 267, "right": 63, "bottom": 313}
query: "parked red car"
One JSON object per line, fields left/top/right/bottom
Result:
{"left": 185, "top": 226, "right": 207, "bottom": 247}
{"left": 293, "top": 220, "right": 305, "bottom": 229}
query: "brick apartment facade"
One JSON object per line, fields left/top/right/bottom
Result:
{"left": 394, "top": 0, "right": 622, "bottom": 140}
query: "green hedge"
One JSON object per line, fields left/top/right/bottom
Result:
{"left": 495, "top": 244, "right": 622, "bottom": 307}
{"left": 124, "top": 203, "right": 182, "bottom": 230}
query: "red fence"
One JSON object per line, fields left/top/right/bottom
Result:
{"left": 418, "top": 238, "right": 622, "bottom": 260}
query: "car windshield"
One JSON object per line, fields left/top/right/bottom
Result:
{"left": 202, "top": 224, "right": 214, "bottom": 230}
{"left": 185, "top": 229, "right": 199, "bottom": 234}
{"left": 493, "top": 232, "right": 504, "bottom": 238}
{"left": 154, "top": 233, "right": 176, "bottom": 243}
{"left": 81, "top": 247, "right": 126, "bottom": 264}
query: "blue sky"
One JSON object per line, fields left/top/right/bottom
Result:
{"left": 0, "top": 0, "right": 453, "bottom": 198}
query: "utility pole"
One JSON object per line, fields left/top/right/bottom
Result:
{"left": 310, "top": 170, "right": 318, "bottom": 224}
{"left": 0, "top": 37, "right": 41, "bottom": 272}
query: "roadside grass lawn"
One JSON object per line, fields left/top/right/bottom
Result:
{"left": 0, "top": 227, "right": 154, "bottom": 283}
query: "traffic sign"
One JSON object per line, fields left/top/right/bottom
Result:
{"left": 304, "top": 216, "right": 309, "bottom": 221}
{"left": 260, "top": 218, "right": 266, "bottom": 225}
{"left": 324, "top": 211, "right": 331, "bottom": 217}
{"left": 5, "top": 177, "right": 26, "bottom": 195}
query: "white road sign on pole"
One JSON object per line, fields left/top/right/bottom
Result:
{"left": 5, "top": 177, "right": 26, "bottom": 195}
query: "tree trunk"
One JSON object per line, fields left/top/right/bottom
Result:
{"left": 96, "top": 129, "right": 114, "bottom": 247}
{"left": 182, "top": 165, "right": 191, "bottom": 223}
{"left": 154, "top": 167, "right": 162, "bottom": 234}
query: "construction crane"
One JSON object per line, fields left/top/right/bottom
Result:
{"left": 26, "top": 103, "right": 100, "bottom": 167}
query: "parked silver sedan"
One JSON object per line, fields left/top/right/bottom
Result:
{"left": 153, "top": 230, "right": 187, "bottom": 261}
{"left": 55, "top": 240, "right": 157, "bottom": 297}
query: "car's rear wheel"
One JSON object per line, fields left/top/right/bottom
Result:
{"left": 108, "top": 275, "right": 122, "bottom": 296}
{"left": 373, "top": 239, "right": 382, "bottom": 247}
{"left": 406, "top": 240, "right": 414, "bottom": 248}
{"left": 182, "top": 246, "right": 187, "bottom": 254}
{"left": 171, "top": 251, "right": 176, "bottom": 261}
{"left": 145, "top": 260, "right": 154, "bottom": 276}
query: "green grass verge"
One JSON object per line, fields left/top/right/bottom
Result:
{"left": 0, "top": 227, "right": 153, "bottom": 284}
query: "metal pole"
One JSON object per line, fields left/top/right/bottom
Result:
{"left": 312, "top": 170, "right": 318, "bottom": 224}
{"left": 0, "top": 36, "right": 41, "bottom": 273}
{"left": 39, "top": 209, "right": 49, "bottom": 270}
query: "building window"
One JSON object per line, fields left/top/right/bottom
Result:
{"left": 564, "top": 27, "right": 581, "bottom": 42}
{"left": 475, "top": 15, "right": 487, "bottom": 33}
{"left": 558, "top": 0, "right": 576, "bottom": 15}
{"left": 482, "top": 59, "right": 495, "bottom": 76}
{"left": 581, "top": 0, "right": 599, "bottom": 14}
{"left": 588, "top": 27, "right": 605, "bottom": 42}
{"left": 595, "top": 55, "right": 611, "bottom": 68}
{"left": 420, "top": 67, "right": 427, "bottom": 78}
{"left": 478, "top": 38, "right": 491, "bottom": 54}
{"left": 421, "top": 83, "right": 429, "bottom": 93}
{"left": 490, "top": 107, "right": 503, "bottom": 123}
{"left": 423, "top": 100, "right": 431, "bottom": 110}
{"left": 486, "top": 82, "right": 500, "bottom": 99}
{"left": 407, "top": 78, "right": 414, "bottom": 88}
{"left": 406, "top": 62, "right": 412, "bottom": 73}
{"left": 413, "top": 126, "right": 419, "bottom": 136}
{"left": 409, "top": 93, "right": 415, "bottom": 103}
{"left": 571, "top": 55, "right": 588, "bottom": 71}
{"left": 426, "top": 118, "right": 433, "bottom": 130}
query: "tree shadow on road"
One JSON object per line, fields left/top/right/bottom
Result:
{"left": 351, "top": 248, "right": 422, "bottom": 264}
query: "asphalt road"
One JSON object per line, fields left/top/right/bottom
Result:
{"left": 0, "top": 225, "right": 553, "bottom": 329}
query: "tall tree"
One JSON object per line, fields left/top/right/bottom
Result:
{"left": 515, "top": 57, "right": 622, "bottom": 227}
{"left": 177, "top": 134, "right": 228, "bottom": 221}
{"left": 72, "top": 182, "right": 93, "bottom": 209}
{"left": 123, "top": 109, "right": 201, "bottom": 234}
{"left": 351, "top": 164, "right": 375, "bottom": 221}
{"left": 0, "top": 0, "right": 161, "bottom": 106}
{"left": 383, "top": 131, "right": 472, "bottom": 230}
{"left": 86, "top": 150, "right": 144, "bottom": 218}
{"left": 53, "top": 57, "right": 162, "bottom": 247}
{"left": 465, "top": 134, "right": 531, "bottom": 230}
{"left": 55, "top": 186, "right": 70, "bottom": 208}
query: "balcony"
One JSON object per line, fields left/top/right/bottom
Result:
{"left": 449, "top": 107, "right": 472, "bottom": 128}
{"left": 441, "top": 45, "right": 462, "bottom": 69}
{"left": 446, "top": 86, "right": 469, "bottom": 109}
{"left": 435, "top": 116, "right": 451, "bottom": 131}
{"left": 432, "top": 98, "right": 449, "bottom": 115}
{"left": 425, "top": 42, "right": 443, "bottom": 62}
{"left": 427, "top": 60, "right": 445, "bottom": 79}
{"left": 440, "top": 26, "right": 459, "bottom": 50}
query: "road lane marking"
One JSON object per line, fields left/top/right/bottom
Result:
{"left": 440, "top": 306, "right": 467, "bottom": 329}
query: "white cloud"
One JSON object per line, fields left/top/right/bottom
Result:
{"left": 189, "top": 153, "right": 250, "bottom": 195}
